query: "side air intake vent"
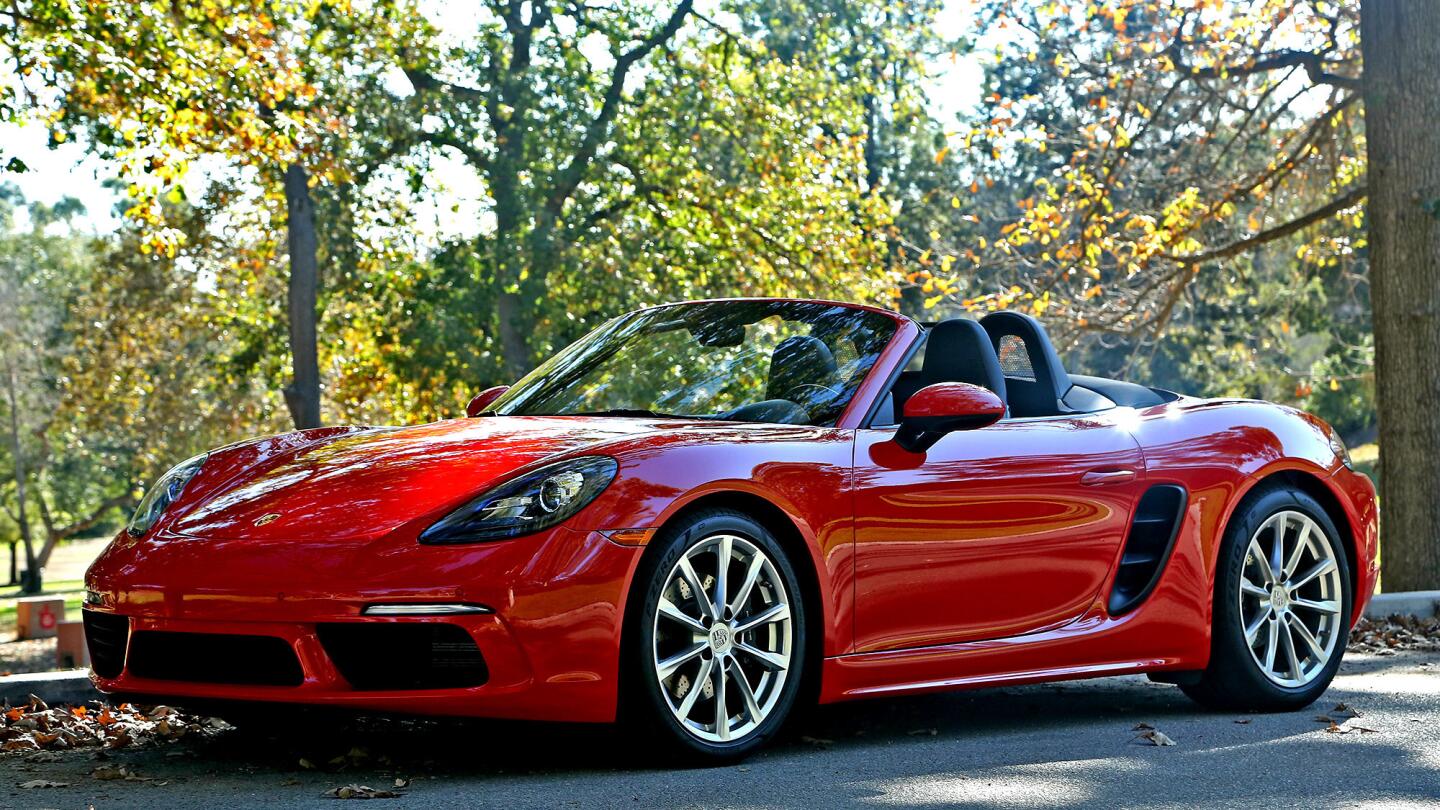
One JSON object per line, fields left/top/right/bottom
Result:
{"left": 1109, "top": 484, "right": 1188, "bottom": 616}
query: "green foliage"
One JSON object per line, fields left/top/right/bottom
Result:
{"left": 0, "top": 0, "right": 1382, "bottom": 551}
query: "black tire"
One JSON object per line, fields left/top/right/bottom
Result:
{"left": 622, "top": 508, "right": 808, "bottom": 763}
{"left": 1182, "top": 484, "right": 1353, "bottom": 711}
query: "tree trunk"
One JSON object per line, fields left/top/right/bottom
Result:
{"left": 283, "top": 163, "right": 323, "bottom": 430}
{"left": 2, "top": 358, "right": 39, "bottom": 593}
{"left": 1361, "top": 0, "right": 1440, "bottom": 591}
{"left": 494, "top": 289, "right": 531, "bottom": 381}
{"left": 489, "top": 158, "right": 536, "bottom": 382}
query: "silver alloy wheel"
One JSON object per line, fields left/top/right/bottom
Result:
{"left": 1238, "top": 510, "right": 1344, "bottom": 688}
{"left": 652, "top": 533, "right": 793, "bottom": 743}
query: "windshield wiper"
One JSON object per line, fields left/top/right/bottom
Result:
{"left": 564, "top": 408, "right": 703, "bottom": 419}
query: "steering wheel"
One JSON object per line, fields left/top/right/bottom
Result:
{"left": 791, "top": 382, "right": 841, "bottom": 399}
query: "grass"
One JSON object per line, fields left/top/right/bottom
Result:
{"left": 0, "top": 578, "right": 87, "bottom": 637}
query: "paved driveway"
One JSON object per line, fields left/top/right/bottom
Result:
{"left": 4, "top": 650, "right": 1438, "bottom": 809}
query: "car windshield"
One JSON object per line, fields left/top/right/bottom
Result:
{"left": 490, "top": 301, "right": 900, "bottom": 425}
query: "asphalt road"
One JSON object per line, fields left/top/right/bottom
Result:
{"left": 4, "top": 650, "right": 1438, "bottom": 809}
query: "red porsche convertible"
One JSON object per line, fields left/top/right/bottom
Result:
{"left": 85, "top": 298, "right": 1377, "bottom": 760}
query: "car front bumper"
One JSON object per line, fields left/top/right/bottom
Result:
{"left": 82, "top": 526, "right": 644, "bottom": 723}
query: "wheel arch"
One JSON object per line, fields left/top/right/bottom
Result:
{"left": 1230, "top": 468, "right": 1360, "bottom": 620}
{"left": 622, "top": 490, "right": 828, "bottom": 710}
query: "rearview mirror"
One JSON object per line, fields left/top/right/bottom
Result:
{"left": 894, "top": 382, "right": 1004, "bottom": 453}
{"left": 466, "top": 386, "right": 510, "bottom": 417}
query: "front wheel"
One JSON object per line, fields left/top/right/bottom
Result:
{"left": 1182, "top": 485, "right": 1352, "bottom": 711}
{"left": 626, "top": 509, "right": 807, "bottom": 762}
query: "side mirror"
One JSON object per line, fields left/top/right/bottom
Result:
{"left": 466, "top": 386, "right": 510, "bottom": 417}
{"left": 894, "top": 382, "right": 1004, "bottom": 453}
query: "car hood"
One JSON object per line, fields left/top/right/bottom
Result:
{"left": 168, "top": 416, "right": 676, "bottom": 543}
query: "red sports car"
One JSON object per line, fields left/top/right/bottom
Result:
{"left": 85, "top": 298, "right": 1377, "bottom": 760}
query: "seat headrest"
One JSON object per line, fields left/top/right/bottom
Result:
{"left": 979, "top": 311, "right": 1072, "bottom": 413}
{"left": 922, "top": 319, "right": 1007, "bottom": 403}
{"left": 767, "top": 335, "right": 838, "bottom": 402}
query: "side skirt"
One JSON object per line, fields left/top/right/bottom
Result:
{"left": 817, "top": 603, "right": 1207, "bottom": 703}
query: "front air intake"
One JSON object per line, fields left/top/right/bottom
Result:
{"left": 82, "top": 609, "right": 130, "bottom": 679}
{"left": 316, "top": 623, "right": 489, "bottom": 691}
{"left": 1109, "top": 484, "right": 1188, "bottom": 616}
{"left": 127, "top": 631, "right": 305, "bottom": 686}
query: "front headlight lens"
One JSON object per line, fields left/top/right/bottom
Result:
{"left": 126, "top": 453, "right": 208, "bottom": 538}
{"left": 419, "top": 456, "right": 618, "bottom": 544}
{"left": 1326, "top": 428, "right": 1354, "bottom": 470}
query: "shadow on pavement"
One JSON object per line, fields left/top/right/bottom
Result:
{"left": 26, "top": 651, "right": 1433, "bottom": 808}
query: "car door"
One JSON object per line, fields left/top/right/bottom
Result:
{"left": 851, "top": 410, "right": 1146, "bottom": 653}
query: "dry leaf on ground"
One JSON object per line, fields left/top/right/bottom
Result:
{"left": 0, "top": 699, "right": 228, "bottom": 756}
{"left": 1350, "top": 616, "right": 1440, "bottom": 653}
{"left": 19, "top": 779, "right": 69, "bottom": 788}
{"left": 324, "top": 784, "right": 403, "bottom": 799}
{"left": 1133, "top": 728, "right": 1176, "bottom": 746}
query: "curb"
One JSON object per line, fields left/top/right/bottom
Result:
{"left": 1364, "top": 590, "right": 1440, "bottom": 620}
{"left": 0, "top": 670, "right": 98, "bottom": 707}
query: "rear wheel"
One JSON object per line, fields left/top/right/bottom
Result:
{"left": 626, "top": 509, "right": 806, "bottom": 762}
{"left": 1182, "top": 485, "right": 1352, "bottom": 711}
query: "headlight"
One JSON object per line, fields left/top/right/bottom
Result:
{"left": 1326, "top": 428, "right": 1354, "bottom": 470}
{"left": 419, "top": 456, "right": 618, "bottom": 544}
{"left": 126, "top": 453, "right": 208, "bottom": 537}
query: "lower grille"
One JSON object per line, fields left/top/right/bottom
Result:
{"left": 82, "top": 610, "right": 130, "bottom": 679}
{"left": 127, "top": 631, "right": 304, "bottom": 687}
{"left": 317, "top": 623, "right": 489, "bottom": 690}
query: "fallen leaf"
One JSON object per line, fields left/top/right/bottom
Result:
{"left": 799, "top": 735, "right": 834, "bottom": 748}
{"left": 1233, "top": 718, "right": 1252, "bottom": 725}
{"left": 1133, "top": 729, "right": 1176, "bottom": 746}
{"left": 1132, "top": 722, "right": 1155, "bottom": 731}
{"left": 1324, "top": 721, "right": 1379, "bottom": 735}
{"left": 325, "top": 784, "right": 402, "bottom": 799}
{"left": 93, "top": 765, "right": 129, "bottom": 780}
{"left": 907, "top": 728, "right": 939, "bottom": 737}
{"left": 393, "top": 777, "right": 410, "bottom": 788}
{"left": 19, "top": 779, "right": 69, "bottom": 788}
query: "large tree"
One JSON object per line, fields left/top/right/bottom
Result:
{"left": 396, "top": 1, "right": 701, "bottom": 378}
{"left": 942, "top": 0, "right": 1435, "bottom": 590}
{"left": 1361, "top": 0, "right": 1440, "bottom": 591}
{"left": 1, "top": 0, "right": 426, "bottom": 430}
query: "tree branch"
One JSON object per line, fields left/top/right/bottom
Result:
{"left": 1183, "top": 48, "right": 1359, "bottom": 90}
{"left": 47, "top": 491, "right": 133, "bottom": 544}
{"left": 545, "top": 0, "right": 694, "bottom": 213}
{"left": 416, "top": 130, "right": 490, "bottom": 172}
{"left": 402, "top": 68, "right": 487, "bottom": 103}
{"left": 1164, "top": 185, "right": 1367, "bottom": 265}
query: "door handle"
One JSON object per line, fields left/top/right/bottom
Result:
{"left": 1081, "top": 468, "right": 1138, "bottom": 486}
